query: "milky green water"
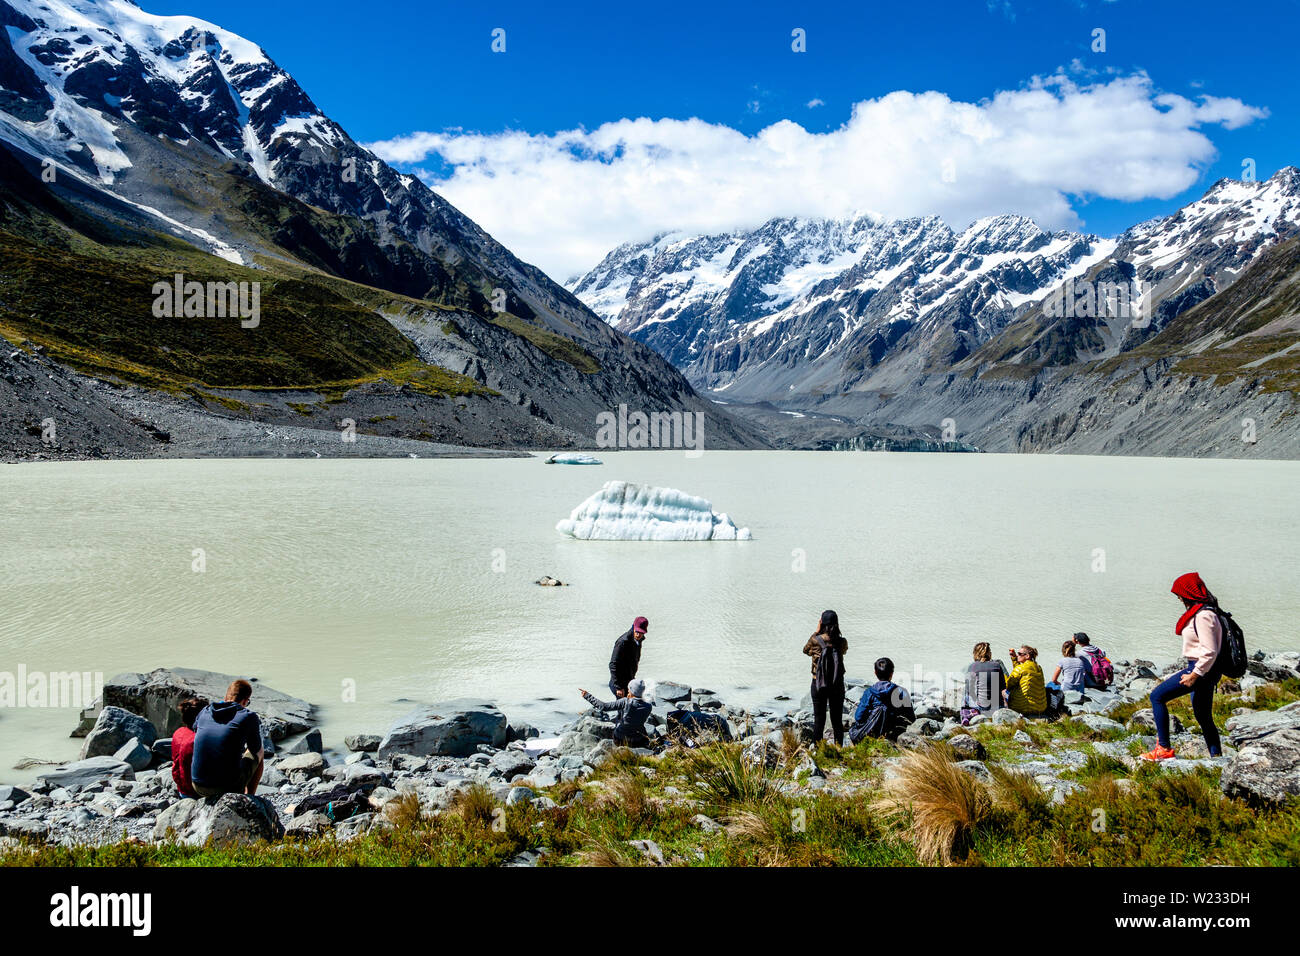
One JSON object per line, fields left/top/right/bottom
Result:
{"left": 1, "top": 451, "right": 1297, "bottom": 780}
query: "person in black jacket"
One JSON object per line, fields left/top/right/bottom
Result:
{"left": 579, "top": 678, "right": 653, "bottom": 748}
{"left": 609, "top": 616, "right": 648, "bottom": 697}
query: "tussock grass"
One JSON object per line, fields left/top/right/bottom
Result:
{"left": 874, "top": 745, "right": 992, "bottom": 865}
{"left": 678, "top": 741, "right": 776, "bottom": 810}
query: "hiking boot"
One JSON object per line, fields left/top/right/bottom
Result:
{"left": 1140, "top": 744, "right": 1176, "bottom": 761}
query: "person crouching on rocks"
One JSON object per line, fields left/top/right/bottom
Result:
{"left": 804, "top": 610, "right": 849, "bottom": 746}
{"left": 579, "top": 678, "right": 653, "bottom": 749}
{"left": 1005, "top": 645, "right": 1046, "bottom": 716}
{"left": 1141, "top": 572, "right": 1225, "bottom": 761}
{"left": 191, "top": 679, "right": 265, "bottom": 797}
{"left": 170, "top": 696, "right": 208, "bottom": 798}
{"left": 609, "top": 616, "right": 648, "bottom": 698}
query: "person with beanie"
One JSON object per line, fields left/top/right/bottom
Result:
{"left": 579, "top": 677, "right": 653, "bottom": 748}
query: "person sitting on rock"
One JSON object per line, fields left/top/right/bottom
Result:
{"left": 608, "top": 616, "right": 648, "bottom": 698}
{"left": 579, "top": 678, "right": 653, "bottom": 749}
{"left": 1048, "top": 641, "right": 1091, "bottom": 695}
{"left": 961, "top": 642, "right": 1008, "bottom": 721}
{"left": 170, "top": 696, "right": 208, "bottom": 798}
{"left": 850, "top": 657, "right": 916, "bottom": 743}
{"left": 191, "top": 679, "right": 265, "bottom": 797}
{"left": 1072, "top": 632, "right": 1110, "bottom": 689}
{"left": 1005, "top": 645, "right": 1047, "bottom": 716}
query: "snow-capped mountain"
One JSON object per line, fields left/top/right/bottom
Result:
{"left": 0, "top": 0, "right": 765, "bottom": 455}
{"left": 976, "top": 167, "right": 1300, "bottom": 368}
{"left": 571, "top": 212, "right": 1116, "bottom": 398}
{"left": 570, "top": 169, "right": 1300, "bottom": 407}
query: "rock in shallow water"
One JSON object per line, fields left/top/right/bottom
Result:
{"left": 38, "top": 756, "right": 135, "bottom": 790}
{"left": 100, "top": 667, "right": 312, "bottom": 742}
{"left": 378, "top": 700, "right": 507, "bottom": 758}
{"left": 81, "top": 706, "right": 157, "bottom": 760}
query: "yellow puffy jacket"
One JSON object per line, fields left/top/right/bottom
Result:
{"left": 1007, "top": 660, "right": 1046, "bottom": 714}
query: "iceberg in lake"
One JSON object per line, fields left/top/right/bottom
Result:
{"left": 556, "top": 480, "right": 751, "bottom": 541}
{"left": 545, "top": 453, "right": 603, "bottom": 465}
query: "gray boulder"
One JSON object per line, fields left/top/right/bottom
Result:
{"left": 287, "top": 730, "right": 323, "bottom": 755}
{"left": 506, "top": 723, "right": 539, "bottom": 742}
{"left": 574, "top": 715, "right": 617, "bottom": 739}
{"left": 1221, "top": 702, "right": 1300, "bottom": 805}
{"left": 557, "top": 731, "right": 602, "bottom": 756}
{"left": 378, "top": 699, "right": 507, "bottom": 758}
{"left": 652, "top": 681, "right": 692, "bottom": 703}
{"left": 80, "top": 706, "right": 157, "bottom": 760}
{"left": 1129, "top": 709, "right": 1184, "bottom": 734}
{"left": 277, "top": 752, "right": 327, "bottom": 778}
{"left": 1076, "top": 714, "right": 1125, "bottom": 734}
{"left": 0, "top": 785, "right": 31, "bottom": 805}
{"left": 489, "top": 750, "right": 536, "bottom": 780}
{"left": 906, "top": 718, "right": 942, "bottom": 737}
{"left": 344, "top": 734, "right": 382, "bottom": 753}
{"left": 1072, "top": 690, "right": 1124, "bottom": 715}
{"left": 341, "top": 764, "right": 389, "bottom": 788}
{"left": 101, "top": 667, "right": 312, "bottom": 741}
{"left": 991, "top": 708, "right": 1022, "bottom": 725}
{"left": 285, "top": 812, "right": 333, "bottom": 838}
{"left": 585, "top": 739, "right": 617, "bottom": 766}
{"left": 946, "top": 734, "right": 988, "bottom": 761}
{"left": 113, "top": 737, "right": 153, "bottom": 772}
{"left": 1226, "top": 701, "right": 1300, "bottom": 746}
{"left": 153, "top": 793, "right": 285, "bottom": 846}
{"left": 955, "top": 760, "right": 992, "bottom": 784}
{"left": 38, "top": 756, "right": 135, "bottom": 790}
{"left": 505, "top": 785, "right": 536, "bottom": 806}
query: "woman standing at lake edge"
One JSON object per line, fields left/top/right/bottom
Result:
{"left": 804, "top": 610, "right": 848, "bottom": 746}
{"left": 1141, "top": 572, "right": 1225, "bottom": 761}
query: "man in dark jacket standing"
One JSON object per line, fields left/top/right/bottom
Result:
{"left": 609, "top": 616, "right": 648, "bottom": 698}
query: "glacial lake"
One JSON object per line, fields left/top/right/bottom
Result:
{"left": 2, "top": 451, "right": 1298, "bottom": 779}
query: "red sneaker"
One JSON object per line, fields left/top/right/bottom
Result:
{"left": 1140, "top": 744, "right": 1176, "bottom": 761}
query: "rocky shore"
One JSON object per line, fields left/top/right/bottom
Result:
{"left": 2, "top": 651, "right": 1298, "bottom": 860}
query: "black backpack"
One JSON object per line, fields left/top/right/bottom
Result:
{"left": 813, "top": 637, "right": 845, "bottom": 693}
{"left": 1198, "top": 604, "right": 1248, "bottom": 679}
{"left": 849, "top": 683, "right": 891, "bottom": 743}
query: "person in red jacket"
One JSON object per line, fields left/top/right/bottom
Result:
{"left": 170, "top": 696, "right": 208, "bottom": 797}
{"left": 1141, "top": 572, "right": 1225, "bottom": 761}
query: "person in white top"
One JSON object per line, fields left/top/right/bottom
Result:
{"left": 1141, "top": 572, "right": 1225, "bottom": 761}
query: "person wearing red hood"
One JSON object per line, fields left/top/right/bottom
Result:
{"left": 1141, "top": 572, "right": 1225, "bottom": 761}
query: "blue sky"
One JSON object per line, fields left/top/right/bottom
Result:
{"left": 150, "top": 0, "right": 1298, "bottom": 276}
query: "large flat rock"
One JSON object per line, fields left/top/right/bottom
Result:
{"left": 1222, "top": 702, "right": 1300, "bottom": 805}
{"left": 101, "top": 667, "right": 313, "bottom": 742}
{"left": 378, "top": 699, "right": 507, "bottom": 758}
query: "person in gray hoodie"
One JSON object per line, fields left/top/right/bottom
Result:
{"left": 579, "top": 678, "right": 653, "bottom": 748}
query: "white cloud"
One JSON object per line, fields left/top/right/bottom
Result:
{"left": 366, "top": 71, "right": 1266, "bottom": 279}
{"left": 807, "top": 98, "right": 825, "bottom": 108}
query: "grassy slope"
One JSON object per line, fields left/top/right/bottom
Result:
{"left": 0, "top": 144, "right": 596, "bottom": 401}
{"left": 5, "top": 680, "right": 1297, "bottom": 868}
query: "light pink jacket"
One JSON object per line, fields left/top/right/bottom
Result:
{"left": 1181, "top": 608, "right": 1222, "bottom": 677}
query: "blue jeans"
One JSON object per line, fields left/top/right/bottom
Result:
{"left": 1150, "top": 663, "right": 1222, "bottom": 754}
